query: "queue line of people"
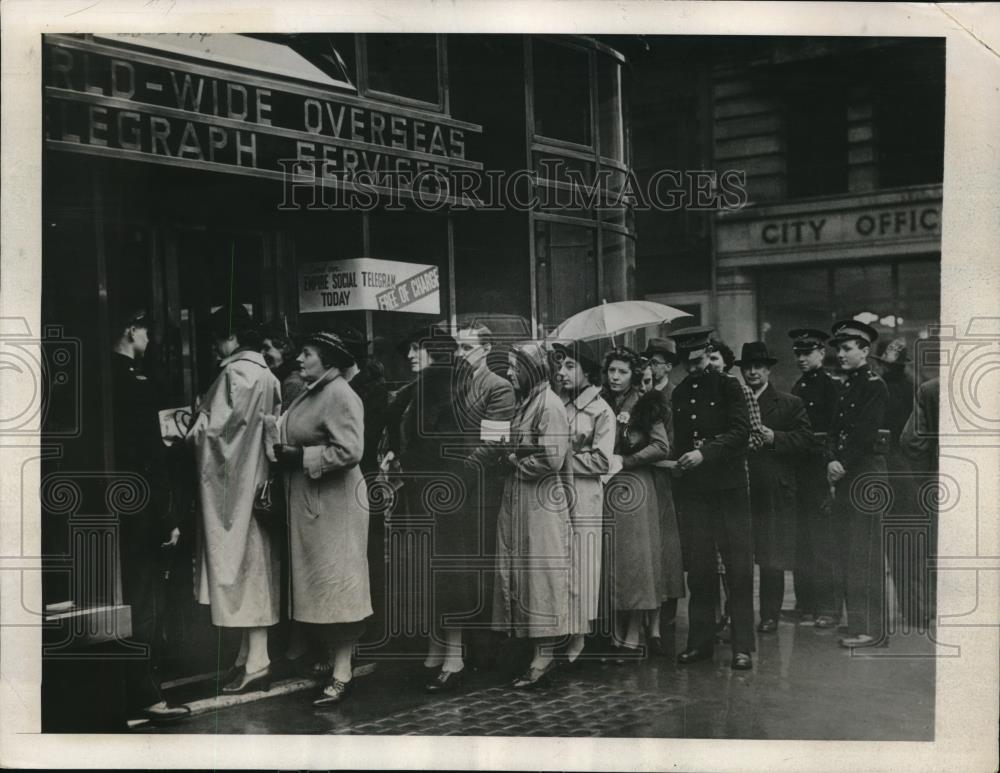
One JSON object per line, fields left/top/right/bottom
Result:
{"left": 113, "top": 304, "right": 927, "bottom": 724}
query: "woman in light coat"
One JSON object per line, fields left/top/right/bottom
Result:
{"left": 492, "top": 342, "right": 571, "bottom": 688}
{"left": 188, "top": 305, "right": 281, "bottom": 694}
{"left": 274, "top": 331, "right": 372, "bottom": 707}
{"left": 551, "top": 340, "right": 616, "bottom": 665}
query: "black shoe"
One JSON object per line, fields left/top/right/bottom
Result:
{"left": 312, "top": 678, "right": 353, "bottom": 707}
{"left": 647, "top": 636, "right": 667, "bottom": 657}
{"left": 732, "top": 652, "right": 753, "bottom": 670}
{"left": 757, "top": 618, "right": 778, "bottom": 633}
{"left": 511, "top": 661, "right": 558, "bottom": 689}
{"left": 425, "top": 668, "right": 464, "bottom": 694}
{"left": 140, "top": 703, "right": 191, "bottom": 724}
{"left": 676, "top": 646, "right": 714, "bottom": 665}
{"left": 221, "top": 665, "right": 271, "bottom": 694}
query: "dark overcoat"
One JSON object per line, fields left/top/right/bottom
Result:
{"left": 747, "top": 384, "right": 813, "bottom": 569}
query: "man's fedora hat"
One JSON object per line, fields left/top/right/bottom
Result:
{"left": 641, "top": 337, "right": 679, "bottom": 365}
{"left": 734, "top": 341, "right": 779, "bottom": 367}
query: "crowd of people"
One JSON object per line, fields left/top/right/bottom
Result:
{"left": 110, "top": 305, "right": 938, "bottom": 725}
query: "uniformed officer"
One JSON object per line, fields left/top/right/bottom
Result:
{"left": 667, "top": 326, "right": 754, "bottom": 670}
{"left": 788, "top": 328, "right": 841, "bottom": 628}
{"left": 110, "top": 309, "right": 190, "bottom": 724}
{"left": 825, "top": 320, "right": 890, "bottom": 648}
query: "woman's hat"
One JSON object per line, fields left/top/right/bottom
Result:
{"left": 733, "top": 341, "right": 779, "bottom": 367}
{"left": 641, "top": 337, "right": 679, "bottom": 365}
{"left": 302, "top": 330, "right": 355, "bottom": 364}
{"left": 871, "top": 336, "right": 909, "bottom": 365}
{"left": 550, "top": 339, "right": 600, "bottom": 370}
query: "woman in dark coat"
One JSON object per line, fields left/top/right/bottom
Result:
{"left": 382, "top": 323, "right": 476, "bottom": 694}
{"left": 600, "top": 347, "right": 671, "bottom": 657}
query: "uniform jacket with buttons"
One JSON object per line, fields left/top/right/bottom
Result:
{"left": 670, "top": 370, "right": 750, "bottom": 492}
{"left": 791, "top": 366, "right": 839, "bottom": 458}
{"left": 825, "top": 363, "right": 889, "bottom": 472}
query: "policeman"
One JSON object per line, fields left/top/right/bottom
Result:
{"left": 825, "top": 320, "right": 890, "bottom": 648}
{"left": 788, "top": 328, "right": 841, "bottom": 628}
{"left": 667, "top": 326, "right": 754, "bottom": 670}
{"left": 110, "top": 309, "right": 190, "bottom": 724}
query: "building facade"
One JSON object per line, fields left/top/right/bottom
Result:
{"left": 40, "top": 32, "right": 632, "bottom": 726}
{"left": 631, "top": 36, "right": 943, "bottom": 391}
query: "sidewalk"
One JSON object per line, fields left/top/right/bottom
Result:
{"left": 138, "top": 613, "right": 936, "bottom": 740}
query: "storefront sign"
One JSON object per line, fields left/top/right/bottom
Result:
{"left": 43, "top": 35, "right": 482, "bottom": 192}
{"left": 298, "top": 258, "right": 440, "bottom": 314}
{"left": 715, "top": 187, "right": 943, "bottom": 265}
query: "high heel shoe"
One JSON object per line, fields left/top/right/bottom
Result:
{"left": 221, "top": 665, "right": 271, "bottom": 694}
{"left": 511, "top": 660, "right": 558, "bottom": 689}
{"left": 312, "top": 678, "right": 354, "bottom": 707}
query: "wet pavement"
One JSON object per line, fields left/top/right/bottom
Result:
{"left": 140, "top": 602, "right": 937, "bottom": 740}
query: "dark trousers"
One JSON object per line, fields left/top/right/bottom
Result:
{"left": 120, "top": 518, "right": 166, "bottom": 712}
{"left": 832, "top": 459, "right": 888, "bottom": 639}
{"left": 678, "top": 486, "right": 755, "bottom": 654}
{"left": 758, "top": 567, "right": 785, "bottom": 622}
{"left": 793, "top": 463, "right": 838, "bottom": 617}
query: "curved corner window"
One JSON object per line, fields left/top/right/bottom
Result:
{"left": 597, "top": 55, "right": 624, "bottom": 161}
{"left": 364, "top": 34, "right": 441, "bottom": 106}
{"left": 532, "top": 40, "right": 592, "bottom": 146}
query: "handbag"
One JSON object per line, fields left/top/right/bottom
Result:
{"left": 252, "top": 477, "right": 275, "bottom": 517}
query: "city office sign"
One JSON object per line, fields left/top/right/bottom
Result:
{"left": 298, "top": 258, "right": 440, "bottom": 314}
{"left": 754, "top": 204, "right": 940, "bottom": 248}
{"left": 42, "top": 35, "right": 482, "bottom": 197}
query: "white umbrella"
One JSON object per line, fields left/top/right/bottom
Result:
{"left": 550, "top": 300, "right": 692, "bottom": 342}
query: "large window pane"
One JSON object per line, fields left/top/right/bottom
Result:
{"left": 535, "top": 221, "right": 597, "bottom": 329}
{"left": 366, "top": 34, "right": 439, "bottom": 104}
{"left": 598, "top": 56, "right": 624, "bottom": 160}
{"left": 533, "top": 40, "right": 592, "bottom": 146}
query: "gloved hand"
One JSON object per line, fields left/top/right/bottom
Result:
{"left": 273, "top": 444, "right": 303, "bottom": 468}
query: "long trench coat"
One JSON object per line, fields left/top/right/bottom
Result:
{"left": 279, "top": 368, "right": 372, "bottom": 625}
{"left": 189, "top": 349, "right": 281, "bottom": 627}
{"left": 492, "top": 379, "right": 572, "bottom": 638}
{"left": 560, "top": 385, "right": 615, "bottom": 634}
{"left": 748, "top": 384, "right": 813, "bottom": 570}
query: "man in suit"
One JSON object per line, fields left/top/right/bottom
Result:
{"left": 667, "top": 326, "right": 754, "bottom": 670}
{"left": 788, "top": 328, "right": 841, "bottom": 628}
{"left": 736, "top": 342, "right": 813, "bottom": 632}
{"left": 641, "top": 337, "right": 680, "bottom": 398}
{"left": 825, "top": 321, "right": 890, "bottom": 648}
{"left": 453, "top": 321, "right": 517, "bottom": 674}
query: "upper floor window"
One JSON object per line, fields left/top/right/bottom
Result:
{"left": 533, "top": 39, "right": 592, "bottom": 146}
{"left": 363, "top": 34, "right": 441, "bottom": 106}
{"left": 783, "top": 65, "right": 848, "bottom": 198}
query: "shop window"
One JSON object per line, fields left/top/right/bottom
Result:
{"left": 783, "top": 68, "right": 848, "bottom": 198}
{"left": 598, "top": 55, "right": 624, "bottom": 161}
{"left": 364, "top": 34, "right": 440, "bottom": 105}
{"left": 874, "top": 43, "right": 945, "bottom": 188}
{"left": 533, "top": 40, "right": 592, "bottom": 146}
{"left": 535, "top": 220, "right": 597, "bottom": 329}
